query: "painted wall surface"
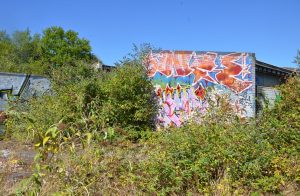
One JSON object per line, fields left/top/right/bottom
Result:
{"left": 147, "top": 51, "right": 255, "bottom": 127}
{"left": 0, "top": 73, "right": 51, "bottom": 111}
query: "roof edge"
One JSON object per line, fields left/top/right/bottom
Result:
{"left": 255, "top": 60, "right": 296, "bottom": 74}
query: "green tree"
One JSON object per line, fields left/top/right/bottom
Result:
{"left": 0, "top": 27, "right": 98, "bottom": 76}
{"left": 12, "top": 30, "right": 43, "bottom": 73}
{"left": 0, "top": 31, "right": 17, "bottom": 72}
{"left": 0, "top": 29, "right": 42, "bottom": 73}
{"left": 11, "top": 29, "right": 40, "bottom": 64}
{"left": 40, "top": 27, "right": 95, "bottom": 68}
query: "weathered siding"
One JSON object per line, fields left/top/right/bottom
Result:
{"left": 147, "top": 51, "right": 255, "bottom": 127}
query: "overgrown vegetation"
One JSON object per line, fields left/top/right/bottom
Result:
{"left": 137, "top": 76, "right": 300, "bottom": 194}
{"left": 5, "top": 62, "right": 158, "bottom": 142}
{"left": 1, "top": 28, "right": 300, "bottom": 194}
{"left": 4, "top": 74, "right": 300, "bottom": 194}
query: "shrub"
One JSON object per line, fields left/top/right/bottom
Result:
{"left": 90, "top": 62, "right": 158, "bottom": 132}
{"left": 5, "top": 60, "right": 158, "bottom": 142}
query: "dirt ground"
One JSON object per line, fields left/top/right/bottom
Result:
{"left": 0, "top": 139, "right": 35, "bottom": 195}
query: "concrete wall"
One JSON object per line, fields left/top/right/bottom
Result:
{"left": 147, "top": 51, "right": 256, "bottom": 127}
{"left": 0, "top": 73, "right": 51, "bottom": 111}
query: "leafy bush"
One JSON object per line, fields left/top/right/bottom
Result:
{"left": 87, "top": 61, "right": 158, "bottom": 132}
{"left": 5, "top": 60, "right": 158, "bottom": 141}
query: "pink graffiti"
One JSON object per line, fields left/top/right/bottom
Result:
{"left": 157, "top": 85, "right": 208, "bottom": 127}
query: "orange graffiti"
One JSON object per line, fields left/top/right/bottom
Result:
{"left": 193, "top": 68, "right": 214, "bottom": 84}
{"left": 156, "top": 87, "right": 163, "bottom": 97}
{"left": 165, "top": 84, "right": 174, "bottom": 95}
{"left": 216, "top": 53, "right": 251, "bottom": 93}
{"left": 148, "top": 51, "right": 252, "bottom": 93}
{"left": 148, "top": 51, "right": 193, "bottom": 77}
{"left": 190, "top": 52, "right": 217, "bottom": 71}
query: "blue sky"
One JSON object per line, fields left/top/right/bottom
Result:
{"left": 1, "top": 0, "right": 299, "bottom": 67}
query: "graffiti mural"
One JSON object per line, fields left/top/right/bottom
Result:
{"left": 147, "top": 51, "right": 255, "bottom": 127}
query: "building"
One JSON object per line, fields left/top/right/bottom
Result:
{"left": 0, "top": 72, "right": 51, "bottom": 109}
{"left": 91, "top": 61, "right": 115, "bottom": 72}
{"left": 0, "top": 72, "right": 51, "bottom": 133}
{"left": 147, "top": 50, "right": 295, "bottom": 127}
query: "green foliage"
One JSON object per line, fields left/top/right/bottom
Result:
{"left": 11, "top": 30, "right": 41, "bottom": 64}
{"left": 134, "top": 76, "right": 300, "bottom": 194}
{"left": 294, "top": 49, "right": 300, "bottom": 69}
{"left": 5, "top": 61, "right": 158, "bottom": 140}
{"left": 4, "top": 56, "right": 159, "bottom": 193}
{"left": 7, "top": 76, "right": 299, "bottom": 195}
{"left": 0, "top": 27, "right": 97, "bottom": 76}
{"left": 90, "top": 61, "right": 158, "bottom": 132}
{"left": 0, "top": 29, "right": 47, "bottom": 74}
{"left": 259, "top": 76, "right": 300, "bottom": 151}
{"left": 2, "top": 38, "right": 300, "bottom": 194}
{"left": 40, "top": 27, "right": 96, "bottom": 70}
